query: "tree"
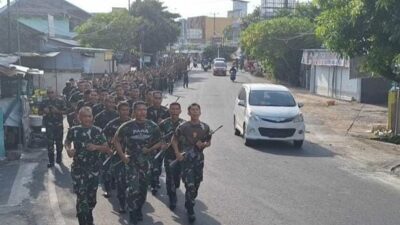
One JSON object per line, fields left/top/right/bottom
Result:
{"left": 76, "top": 10, "right": 141, "bottom": 52}
{"left": 241, "top": 17, "right": 320, "bottom": 85}
{"left": 130, "top": 0, "right": 180, "bottom": 54}
{"left": 223, "top": 25, "right": 234, "bottom": 41}
{"left": 316, "top": 0, "right": 400, "bottom": 82}
{"left": 241, "top": 7, "right": 262, "bottom": 30}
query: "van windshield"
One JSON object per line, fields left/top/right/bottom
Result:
{"left": 249, "top": 90, "right": 296, "bottom": 107}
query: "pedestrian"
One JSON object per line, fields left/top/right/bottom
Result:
{"left": 146, "top": 91, "right": 170, "bottom": 195}
{"left": 114, "top": 101, "right": 162, "bottom": 225}
{"left": 39, "top": 88, "right": 66, "bottom": 167}
{"left": 64, "top": 106, "right": 112, "bottom": 225}
{"left": 183, "top": 69, "right": 189, "bottom": 88}
{"left": 102, "top": 102, "right": 132, "bottom": 213}
{"left": 167, "top": 75, "right": 174, "bottom": 95}
{"left": 171, "top": 103, "right": 212, "bottom": 223}
{"left": 158, "top": 102, "right": 185, "bottom": 210}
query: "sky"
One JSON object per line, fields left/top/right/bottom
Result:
{"left": 64, "top": 0, "right": 260, "bottom": 18}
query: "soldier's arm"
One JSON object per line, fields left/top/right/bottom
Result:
{"left": 113, "top": 129, "right": 129, "bottom": 164}
{"left": 64, "top": 129, "right": 75, "bottom": 158}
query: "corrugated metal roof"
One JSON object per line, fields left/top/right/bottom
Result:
{"left": 15, "top": 52, "right": 60, "bottom": 57}
{"left": 50, "top": 37, "right": 79, "bottom": 46}
{"left": 71, "top": 47, "right": 111, "bottom": 53}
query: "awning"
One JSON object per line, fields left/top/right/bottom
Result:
{"left": 15, "top": 52, "right": 60, "bottom": 58}
{"left": 0, "top": 64, "right": 44, "bottom": 77}
{"left": 71, "top": 47, "right": 110, "bottom": 53}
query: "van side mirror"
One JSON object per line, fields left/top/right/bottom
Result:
{"left": 238, "top": 100, "right": 245, "bottom": 107}
{"left": 298, "top": 102, "right": 304, "bottom": 108}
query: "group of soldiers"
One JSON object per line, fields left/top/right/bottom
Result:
{"left": 39, "top": 58, "right": 213, "bottom": 225}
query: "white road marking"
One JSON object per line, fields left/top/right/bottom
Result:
{"left": 7, "top": 162, "right": 38, "bottom": 206}
{"left": 48, "top": 168, "right": 66, "bottom": 225}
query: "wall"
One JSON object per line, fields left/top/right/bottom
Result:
{"left": 82, "top": 52, "right": 115, "bottom": 75}
{"left": 313, "top": 65, "right": 360, "bottom": 101}
{"left": 32, "top": 72, "right": 81, "bottom": 94}
{"left": 204, "top": 17, "right": 234, "bottom": 42}
{"left": 360, "top": 77, "right": 391, "bottom": 105}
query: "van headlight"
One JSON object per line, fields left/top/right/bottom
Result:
{"left": 293, "top": 114, "right": 304, "bottom": 123}
{"left": 249, "top": 112, "right": 261, "bottom": 122}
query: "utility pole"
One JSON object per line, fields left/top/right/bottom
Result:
{"left": 7, "top": 0, "right": 11, "bottom": 53}
{"left": 128, "top": 0, "right": 131, "bottom": 12}
{"left": 213, "top": 13, "right": 216, "bottom": 36}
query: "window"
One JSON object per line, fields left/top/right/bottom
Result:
{"left": 249, "top": 90, "right": 296, "bottom": 107}
{"left": 238, "top": 88, "right": 246, "bottom": 100}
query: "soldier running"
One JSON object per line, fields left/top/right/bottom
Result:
{"left": 114, "top": 101, "right": 161, "bottom": 225}
{"left": 64, "top": 106, "right": 112, "bottom": 225}
{"left": 171, "top": 103, "right": 212, "bottom": 223}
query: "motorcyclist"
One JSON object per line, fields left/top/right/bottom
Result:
{"left": 229, "top": 65, "right": 237, "bottom": 82}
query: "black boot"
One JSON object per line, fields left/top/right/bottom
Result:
{"left": 77, "top": 214, "right": 87, "bottom": 225}
{"left": 103, "top": 182, "right": 112, "bottom": 198}
{"left": 118, "top": 198, "right": 126, "bottom": 214}
{"left": 187, "top": 207, "right": 195, "bottom": 223}
{"left": 129, "top": 211, "right": 138, "bottom": 225}
{"left": 87, "top": 210, "right": 94, "bottom": 225}
{"left": 169, "top": 194, "right": 177, "bottom": 211}
{"left": 136, "top": 208, "right": 143, "bottom": 221}
{"left": 48, "top": 151, "right": 54, "bottom": 168}
{"left": 56, "top": 151, "right": 62, "bottom": 164}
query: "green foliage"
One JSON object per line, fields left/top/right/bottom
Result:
{"left": 76, "top": 0, "right": 180, "bottom": 54}
{"left": 130, "top": 0, "right": 180, "bottom": 54}
{"left": 240, "top": 7, "right": 262, "bottom": 30}
{"left": 76, "top": 11, "right": 140, "bottom": 52}
{"left": 202, "top": 45, "right": 237, "bottom": 61}
{"left": 223, "top": 25, "right": 234, "bottom": 41}
{"left": 241, "top": 17, "right": 320, "bottom": 85}
{"left": 316, "top": 0, "right": 400, "bottom": 82}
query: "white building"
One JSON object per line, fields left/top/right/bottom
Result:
{"left": 228, "top": 0, "right": 249, "bottom": 46}
{"left": 261, "top": 0, "right": 297, "bottom": 18}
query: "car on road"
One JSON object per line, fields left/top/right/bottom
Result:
{"left": 213, "top": 57, "right": 226, "bottom": 63}
{"left": 213, "top": 61, "right": 227, "bottom": 76}
{"left": 233, "top": 83, "right": 305, "bottom": 148}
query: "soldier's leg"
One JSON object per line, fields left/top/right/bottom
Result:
{"left": 86, "top": 173, "right": 100, "bottom": 225}
{"left": 46, "top": 127, "right": 55, "bottom": 167}
{"left": 126, "top": 164, "right": 140, "bottom": 224}
{"left": 100, "top": 153, "right": 112, "bottom": 198}
{"left": 150, "top": 155, "right": 162, "bottom": 195}
{"left": 165, "top": 157, "right": 179, "bottom": 210}
{"left": 55, "top": 127, "right": 64, "bottom": 164}
{"left": 72, "top": 169, "right": 90, "bottom": 225}
{"left": 182, "top": 160, "right": 196, "bottom": 221}
{"left": 136, "top": 167, "right": 150, "bottom": 221}
{"left": 192, "top": 158, "right": 204, "bottom": 200}
{"left": 116, "top": 164, "right": 127, "bottom": 213}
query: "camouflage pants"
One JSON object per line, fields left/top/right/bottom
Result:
{"left": 125, "top": 161, "right": 150, "bottom": 212}
{"left": 45, "top": 126, "right": 63, "bottom": 163}
{"left": 100, "top": 153, "right": 115, "bottom": 192}
{"left": 150, "top": 150, "right": 164, "bottom": 189}
{"left": 181, "top": 153, "right": 204, "bottom": 210}
{"left": 164, "top": 151, "right": 181, "bottom": 198}
{"left": 114, "top": 162, "right": 126, "bottom": 201}
{"left": 71, "top": 166, "right": 99, "bottom": 217}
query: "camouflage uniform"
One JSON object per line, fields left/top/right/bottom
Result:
{"left": 159, "top": 117, "right": 185, "bottom": 207}
{"left": 92, "top": 103, "right": 104, "bottom": 118}
{"left": 94, "top": 109, "right": 118, "bottom": 130}
{"left": 94, "top": 109, "right": 118, "bottom": 194}
{"left": 40, "top": 98, "right": 66, "bottom": 165}
{"left": 69, "top": 91, "right": 83, "bottom": 104}
{"left": 146, "top": 106, "right": 170, "bottom": 190}
{"left": 65, "top": 125, "right": 106, "bottom": 224}
{"left": 116, "top": 119, "right": 161, "bottom": 221}
{"left": 175, "top": 121, "right": 211, "bottom": 213}
{"left": 103, "top": 117, "right": 131, "bottom": 210}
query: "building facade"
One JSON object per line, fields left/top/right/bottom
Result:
{"left": 228, "top": 0, "right": 248, "bottom": 46}
{"left": 186, "top": 16, "right": 234, "bottom": 46}
{"left": 261, "top": 0, "right": 297, "bottom": 18}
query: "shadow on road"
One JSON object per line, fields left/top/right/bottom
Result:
{"left": 249, "top": 140, "right": 335, "bottom": 158}
{"left": 150, "top": 178, "right": 222, "bottom": 225}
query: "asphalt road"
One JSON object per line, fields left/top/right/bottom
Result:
{"left": 29, "top": 69, "right": 400, "bottom": 225}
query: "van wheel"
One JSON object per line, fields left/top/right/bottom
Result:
{"left": 234, "top": 117, "right": 240, "bottom": 136}
{"left": 293, "top": 140, "right": 304, "bottom": 149}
